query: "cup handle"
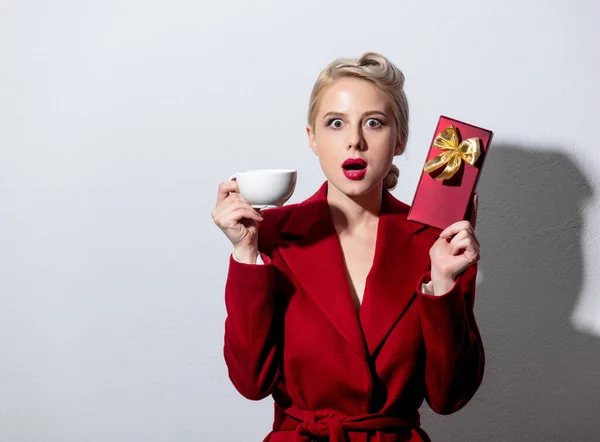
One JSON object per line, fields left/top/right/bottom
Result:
{"left": 228, "top": 174, "right": 237, "bottom": 196}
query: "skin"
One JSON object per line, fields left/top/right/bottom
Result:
{"left": 306, "top": 77, "right": 400, "bottom": 306}
{"left": 213, "top": 77, "right": 480, "bottom": 297}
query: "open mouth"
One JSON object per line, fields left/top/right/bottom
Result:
{"left": 343, "top": 163, "right": 367, "bottom": 171}
{"left": 342, "top": 161, "right": 368, "bottom": 180}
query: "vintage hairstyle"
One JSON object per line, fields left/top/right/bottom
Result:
{"left": 307, "top": 52, "right": 409, "bottom": 190}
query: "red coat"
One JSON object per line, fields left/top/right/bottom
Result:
{"left": 224, "top": 181, "right": 485, "bottom": 442}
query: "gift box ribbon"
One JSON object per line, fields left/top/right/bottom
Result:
{"left": 423, "top": 125, "right": 481, "bottom": 180}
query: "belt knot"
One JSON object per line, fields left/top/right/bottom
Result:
{"left": 297, "top": 409, "right": 347, "bottom": 439}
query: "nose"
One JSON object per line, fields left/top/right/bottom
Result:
{"left": 347, "top": 124, "right": 365, "bottom": 151}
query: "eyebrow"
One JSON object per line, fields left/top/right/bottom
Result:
{"left": 322, "top": 110, "right": 388, "bottom": 120}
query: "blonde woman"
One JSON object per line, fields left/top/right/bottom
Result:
{"left": 212, "top": 52, "right": 484, "bottom": 442}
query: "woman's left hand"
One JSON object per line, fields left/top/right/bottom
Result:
{"left": 429, "top": 193, "right": 481, "bottom": 285}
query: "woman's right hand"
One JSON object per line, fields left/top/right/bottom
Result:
{"left": 212, "top": 178, "right": 264, "bottom": 261}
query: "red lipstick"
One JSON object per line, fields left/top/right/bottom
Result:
{"left": 342, "top": 158, "right": 367, "bottom": 180}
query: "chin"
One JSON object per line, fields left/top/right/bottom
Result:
{"left": 328, "top": 175, "right": 383, "bottom": 197}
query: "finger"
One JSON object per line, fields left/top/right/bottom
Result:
{"left": 449, "top": 228, "right": 473, "bottom": 245}
{"left": 226, "top": 198, "right": 261, "bottom": 216}
{"left": 228, "top": 193, "right": 264, "bottom": 214}
{"left": 218, "top": 207, "right": 263, "bottom": 228}
{"left": 216, "top": 178, "right": 240, "bottom": 206}
{"left": 450, "top": 227, "right": 480, "bottom": 247}
{"left": 448, "top": 237, "right": 480, "bottom": 257}
{"left": 214, "top": 198, "right": 263, "bottom": 224}
{"left": 228, "top": 207, "right": 264, "bottom": 225}
{"left": 212, "top": 191, "right": 243, "bottom": 219}
{"left": 440, "top": 220, "right": 474, "bottom": 239}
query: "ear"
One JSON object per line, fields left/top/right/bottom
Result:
{"left": 306, "top": 124, "right": 318, "bottom": 156}
{"left": 393, "top": 142, "right": 404, "bottom": 156}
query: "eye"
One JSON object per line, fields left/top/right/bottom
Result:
{"left": 365, "top": 118, "right": 382, "bottom": 128}
{"left": 327, "top": 118, "right": 344, "bottom": 129}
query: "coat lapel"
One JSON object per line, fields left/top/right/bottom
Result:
{"left": 359, "top": 189, "right": 430, "bottom": 356}
{"left": 275, "top": 181, "right": 367, "bottom": 362}
{"left": 275, "top": 181, "right": 430, "bottom": 361}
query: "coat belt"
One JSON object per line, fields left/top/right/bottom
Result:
{"left": 270, "top": 403, "right": 430, "bottom": 442}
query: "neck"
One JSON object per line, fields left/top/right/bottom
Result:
{"left": 327, "top": 181, "right": 384, "bottom": 234}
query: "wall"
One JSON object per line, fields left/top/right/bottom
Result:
{"left": 1, "top": 0, "right": 599, "bottom": 440}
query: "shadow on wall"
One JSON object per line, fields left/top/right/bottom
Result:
{"left": 421, "top": 143, "right": 600, "bottom": 440}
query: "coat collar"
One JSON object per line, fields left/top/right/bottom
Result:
{"left": 276, "top": 181, "right": 430, "bottom": 360}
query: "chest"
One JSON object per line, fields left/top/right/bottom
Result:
{"left": 338, "top": 232, "right": 378, "bottom": 310}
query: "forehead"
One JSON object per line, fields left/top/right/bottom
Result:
{"left": 318, "top": 77, "right": 391, "bottom": 114}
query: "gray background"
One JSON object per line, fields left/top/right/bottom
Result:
{"left": 1, "top": 0, "right": 599, "bottom": 440}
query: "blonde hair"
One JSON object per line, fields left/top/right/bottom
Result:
{"left": 307, "top": 52, "right": 409, "bottom": 191}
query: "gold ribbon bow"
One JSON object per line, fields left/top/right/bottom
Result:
{"left": 423, "top": 125, "right": 481, "bottom": 180}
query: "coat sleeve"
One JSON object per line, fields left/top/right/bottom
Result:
{"left": 222, "top": 213, "right": 284, "bottom": 401}
{"left": 416, "top": 262, "right": 485, "bottom": 415}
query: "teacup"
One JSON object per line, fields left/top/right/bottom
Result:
{"left": 230, "top": 169, "right": 297, "bottom": 209}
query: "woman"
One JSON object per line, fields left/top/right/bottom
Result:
{"left": 212, "top": 52, "right": 484, "bottom": 441}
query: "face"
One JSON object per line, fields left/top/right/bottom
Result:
{"left": 306, "top": 77, "right": 400, "bottom": 197}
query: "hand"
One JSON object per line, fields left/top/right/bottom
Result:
{"left": 212, "top": 178, "right": 264, "bottom": 259}
{"left": 429, "top": 193, "right": 480, "bottom": 282}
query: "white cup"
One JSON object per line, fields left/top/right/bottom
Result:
{"left": 230, "top": 169, "right": 297, "bottom": 209}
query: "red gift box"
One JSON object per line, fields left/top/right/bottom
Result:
{"left": 407, "top": 115, "right": 493, "bottom": 230}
